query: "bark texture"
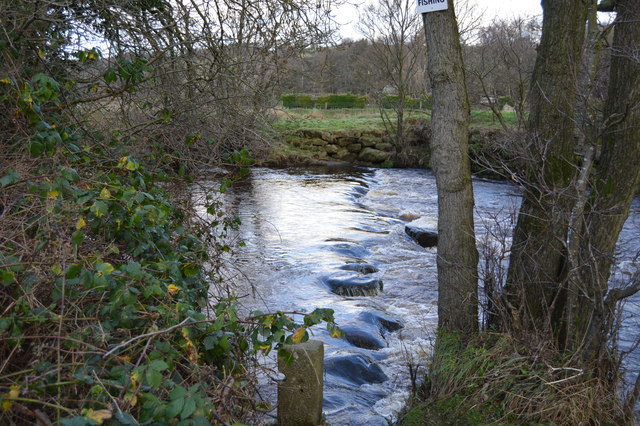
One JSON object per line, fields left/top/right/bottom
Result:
{"left": 573, "top": 0, "right": 640, "bottom": 359}
{"left": 423, "top": 3, "right": 478, "bottom": 333}
{"left": 504, "top": 0, "right": 589, "bottom": 338}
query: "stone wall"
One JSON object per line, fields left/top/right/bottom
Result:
{"left": 284, "top": 127, "right": 431, "bottom": 168}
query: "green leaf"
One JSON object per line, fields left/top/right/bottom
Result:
{"left": 170, "top": 385, "right": 187, "bottom": 401}
{"left": 114, "top": 411, "right": 137, "bottom": 425}
{"left": 145, "top": 368, "right": 162, "bottom": 389}
{"left": 60, "top": 416, "right": 91, "bottom": 426}
{"left": 104, "top": 69, "right": 117, "bottom": 84}
{"left": 166, "top": 397, "right": 185, "bottom": 418}
{"left": 180, "top": 397, "right": 196, "bottom": 420}
{"left": 0, "top": 170, "right": 20, "bottom": 187}
{"left": 71, "top": 231, "right": 85, "bottom": 246}
{"left": 149, "top": 359, "right": 169, "bottom": 371}
{"left": 95, "top": 263, "right": 114, "bottom": 276}
{"left": 90, "top": 201, "right": 108, "bottom": 218}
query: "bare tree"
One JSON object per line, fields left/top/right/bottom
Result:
{"left": 358, "top": 0, "right": 423, "bottom": 163}
{"left": 466, "top": 16, "right": 540, "bottom": 129}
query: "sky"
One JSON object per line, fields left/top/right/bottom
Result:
{"left": 335, "top": 0, "right": 543, "bottom": 39}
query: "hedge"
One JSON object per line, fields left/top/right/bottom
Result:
{"left": 280, "top": 93, "right": 368, "bottom": 109}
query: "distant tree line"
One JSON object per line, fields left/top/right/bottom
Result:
{"left": 279, "top": 15, "right": 540, "bottom": 113}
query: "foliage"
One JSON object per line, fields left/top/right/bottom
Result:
{"left": 398, "top": 332, "right": 625, "bottom": 425}
{"left": 281, "top": 94, "right": 315, "bottom": 108}
{"left": 380, "top": 95, "right": 431, "bottom": 110}
{"left": 0, "top": 24, "right": 340, "bottom": 426}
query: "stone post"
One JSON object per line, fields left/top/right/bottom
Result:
{"left": 277, "top": 340, "right": 324, "bottom": 426}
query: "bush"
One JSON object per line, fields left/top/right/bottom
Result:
{"left": 380, "top": 95, "right": 431, "bottom": 110}
{"left": 314, "top": 93, "right": 369, "bottom": 109}
{"left": 281, "top": 93, "right": 372, "bottom": 109}
{"left": 281, "top": 93, "right": 314, "bottom": 108}
{"left": 0, "top": 37, "right": 340, "bottom": 425}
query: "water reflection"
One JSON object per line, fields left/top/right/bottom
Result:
{"left": 205, "top": 166, "right": 639, "bottom": 424}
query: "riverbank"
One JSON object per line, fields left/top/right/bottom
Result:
{"left": 397, "top": 332, "right": 627, "bottom": 425}
{"left": 261, "top": 108, "right": 514, "bottom": 177}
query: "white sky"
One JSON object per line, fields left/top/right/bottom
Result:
{"left": 335, "top": 0, "right": 543, "bottom": 39}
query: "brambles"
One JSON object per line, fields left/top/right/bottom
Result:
{"left": 0, "top": 12, "right": 339, "bottom": 424}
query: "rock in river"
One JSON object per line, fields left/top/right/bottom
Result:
{"left": 341, "top": 326, "right": 387, "bottom": 350}
{"left": 338, "top": 263, "right": 379, "bottom": 274}
{"left": 358, "top": 311, "right": 404, "bottom": 335}
{"left": 323, "top": 275, "right": 383, "bottom": 297}
{"left": 405, "top": 225, "right": 438, "bottom": 248}
{"left": 325, "top": 354, "right": 389, "bottom": 385}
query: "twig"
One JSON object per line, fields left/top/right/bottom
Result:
{"left": 103, "top": 317, "right": 191, "bottom": 358}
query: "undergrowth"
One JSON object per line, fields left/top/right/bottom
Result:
{"left": 397, "top": 332, "right": 625, "bottom": 425}
{"left": 0, "top": 27, "right": 339, "bottom": 426}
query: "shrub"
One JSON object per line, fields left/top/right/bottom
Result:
{"left": 281, "top": 94, "right": 314, "bottom": 108}
{"left": 1, "top": 41, "right": 340, "bottom": 425}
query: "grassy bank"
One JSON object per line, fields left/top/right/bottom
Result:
{"left": 272, "top": 107, "right": 517, "bottom": 133}
{"left": 397, "top": 332, "right": 625, "bottom": 425}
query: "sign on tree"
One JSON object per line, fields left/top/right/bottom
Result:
{"left": 417, "top": 0, "right": 448, "bottom": 14}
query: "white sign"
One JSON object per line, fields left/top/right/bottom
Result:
{"left": 417, "top": 0, "right": 448, "bottom": 14}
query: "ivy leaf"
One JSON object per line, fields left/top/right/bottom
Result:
{"left": 291, "top": 326, "right": 307, "bottom": 344}
{"left": 90, "top": 201, "right": 108, "bottom": 218}
{"left": 95, "top": 263, "right": 114, "bottom": 276}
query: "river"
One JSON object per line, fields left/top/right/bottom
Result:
{"left": 205, "top": 165, "right": 640, "bottom": 425}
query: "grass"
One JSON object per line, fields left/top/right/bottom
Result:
{"left": 271, "top": 107, "right": 518, "bottom": 133}
{"left": 397, "top": 332, "right": 626, "bottom": 425}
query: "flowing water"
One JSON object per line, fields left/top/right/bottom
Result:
{"left": 205, "top": 166, "right": 640, "bottom": 425}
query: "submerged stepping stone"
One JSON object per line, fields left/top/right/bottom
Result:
{"left": 338, "top": 263, "right": 379, "bottom": 274}
{"left": 405, "top": 225, "right": 438, "bottom": 248}
{"left": 340, "top": 326, "right": 386, "bottom": 350}
{"left": 325, "top": 354, "right": 389, "bottom": 385}
{"left": 358, "top": 311, "right": 404, "bottom": 335}
{"left": 323, "top": 276, "right": 383, "bottom": 297}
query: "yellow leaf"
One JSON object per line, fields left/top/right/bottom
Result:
{"left": 83, "top": 408, "right": 112, "bottom": 424}
{"left": 1, "top": 385, "right": 20, "bottom": 412}
{"left": 124, "top": 391, "right": 138, "bottom": 407}
{"left": 291, "top": 327, "right": 306, "bottom": 344}
{"left": 76, "top": 217, "right": 87, "bottom": 230}
{"left": 51, "top": 264, "right": 62, "bottom": 275}
{"left": 330, "top": 329, "right": 343, "bottom": 339}
{"left": 99, "top": 188, "right": 111, "bottom": 199}
{"left": 47, "top": 190, "right": 59, "bottom": 199}
{"left": 259, "top": 343, "right": 271, "bottom": 351}
{"left": 37, "top": 48, "right": 45, "bottom": 59}
{"left": 96, "top": 262, "right": 114, "bottom": 276}
{"left": 0, "top": 78, "right": 10, "bottom": 85}
{"left": 118, "top": 156, "right": 128, "bottom": 167}
{"left": 167, "top": 284, "right": 180, "bottom": 295}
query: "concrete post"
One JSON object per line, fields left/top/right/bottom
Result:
{"left": 277, "top": 340, "right": 324, "bottom": 426}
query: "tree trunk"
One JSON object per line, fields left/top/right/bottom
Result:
{"left": 572, "top": 0, "right": 640, "bottom": 360}
{"left": 422, "top": 2, "right": 478, "bottom": 333}
{"left": 504, "top": 0, "right": 589, "bottom": 340}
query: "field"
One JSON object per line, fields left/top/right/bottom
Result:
{"left": 271, "top": 107, "right": 518, "bottom": 133}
